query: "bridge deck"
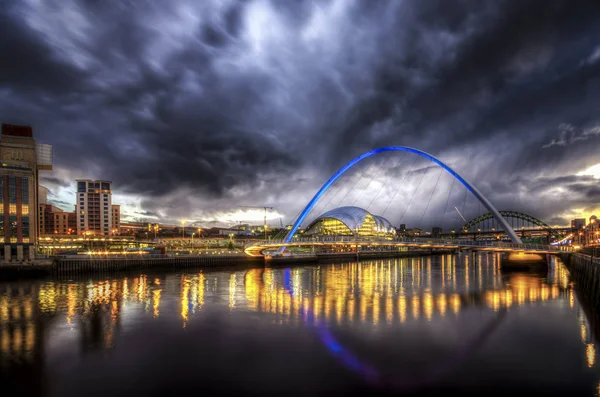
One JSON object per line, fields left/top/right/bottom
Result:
{"left": 244, "top": 237, "right": 573, "bottom": 256}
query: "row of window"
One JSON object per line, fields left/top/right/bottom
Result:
{"left": 78, "top": 182, "right": 111, "bottom": 192}
{"left": 0, "top": 177, "right": 33, "bottom": 243}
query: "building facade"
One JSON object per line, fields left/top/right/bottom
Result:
{"left": 75, "top": 180, "right": 113, "bottom": 236}
{"left": 38, "top": 204, "right": 76, "bottom": 236}
{"left": 0, "top": 124, "right": 52, "bottom": 260}
{"left": 304, "top": 206, "right": 396, "bottom": 238}
{"left": 581, "top": 215, "right": 599, "bottom": 247}
{"left": 111, "top": 204, "right": 120, "bottom": 235}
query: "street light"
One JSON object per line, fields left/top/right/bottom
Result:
{"left": 191, "top": 232, "right": 195, "bottom": 248}
{"left": 181, "top": 220, "right": 186, "bottom": 240}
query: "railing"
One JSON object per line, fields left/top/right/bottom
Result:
{"left": 245, "top": 236, "right": 574, "bottom": 252}
{"left": 53, "top": 251, "right": 247, "bottom": 260}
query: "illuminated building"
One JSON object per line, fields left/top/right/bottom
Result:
{"left": 583, "top": 215, "right": 599, "bottom": 246}
{"left": 38, "top": 204, "right": 76, "bottom": 236}
{"left": 0, "top": 124, "right": 52, "bottom": 260}
{"left": 304, "top": 206, "right": 396, "bottom": 238}
{"left": 75, "top": 180, "right": 113, "bottom": 236}
{"left": 111, "top": 204, "right": 120, "bottom": 235}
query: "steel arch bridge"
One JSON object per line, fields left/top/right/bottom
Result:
{"left": 462, "top": 211, "right": 556, "bottom": 235}
{"left": 283, "top": 146, "right": 522, "bottom": 244}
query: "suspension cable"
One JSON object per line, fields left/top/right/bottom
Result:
{"left": 381, "top": 155, "right": 420, "bottom": 218}
{"left": 331, "top": 164, "right": 370, "bottom": 211}
{"left": 442, "top": 176, "right": 455, "bottom": 231}
{"left": 460, "top": 185, "right": 468, "bottom": 231}
{"left": 418, "top": 166, "right": 444, "bottom": 228}
{"left": 366, "top": 153, "right": 404, "bottom": 213}
{"left": 397, "top": 159, "right": 432, "bottom": 228}
{"left": 352, "top": 156, "right": 388, "bottom": 207}
{"left": 311, "top": 166, "right": 357, "bottom": 219}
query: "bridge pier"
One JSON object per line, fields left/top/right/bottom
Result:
{"left": 500, "top": 251, "right": 548, "bottom": 273}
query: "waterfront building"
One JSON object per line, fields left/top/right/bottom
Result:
{"left": 303, "top": 206, "right": 396, "bottom": 238}
{"left": 582, "top": 215, "right": 599, "bottom": 246}
{"left": 0, "top": 124, "right": 52, "bottom": 260}
{"left": 38, "top": 204, "right": 76, "bottom": 236}
{"left": 406, "top": 228, "right": 423, "bottom": 237}
{"left": 75, "top": 180, "right": 113, "bottom": 236}
{"left": 111, "top": 204, "right": 120, "bottom": 235}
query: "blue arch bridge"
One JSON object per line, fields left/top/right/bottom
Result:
{"left": 244, "top": 146, "right": 573, "bottom": 258}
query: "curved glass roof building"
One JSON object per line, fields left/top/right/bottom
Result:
{"left": 304, "top": 206, "right": 396, "bottom": 238}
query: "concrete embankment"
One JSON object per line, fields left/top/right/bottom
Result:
{"left": 0, "top": 260, "right": 54, "bottom": 279}
{"left": 0, "top": 255, "right": 264, "bottom": 279}
{"left": 561, "top": 252, "right": 600, "bottom": 342}
{"left": 562, "top": 253, "right": 600, "bottom": 303}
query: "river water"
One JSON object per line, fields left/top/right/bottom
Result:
{"left": 1, "top": 253, "right": 599, "bottom": 396}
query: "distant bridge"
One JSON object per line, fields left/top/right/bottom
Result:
{"left": 244, "top": 236, "right": 573, "bottom": 257}
{"left": 462, "top": 211, "right": 558, "bottom": 235}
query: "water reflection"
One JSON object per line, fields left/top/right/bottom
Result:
{"left": 0, "top": 254, "right": 598, "bottom": 394}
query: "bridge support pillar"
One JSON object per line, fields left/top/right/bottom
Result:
{"left": 500, "top": 252, "right": 548, "bottom": 273}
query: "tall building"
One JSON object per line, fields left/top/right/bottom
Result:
{"left": 0, "top": 124, "right": 52, "bottom": 260}
{"left": 111, "top": 204, "right": 120, "bottom": 235}
{"left": 75, "top": 180, "right": 112, "bottom": 236}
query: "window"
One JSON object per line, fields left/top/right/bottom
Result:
{"left": 77, "top": 182, "right": 86, "bottom": 192}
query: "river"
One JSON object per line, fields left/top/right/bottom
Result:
{"left": 1, "top": 253, "right": 599, "bottom": 396}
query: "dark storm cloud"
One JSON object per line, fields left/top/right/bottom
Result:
{"left": 0, "top": 3, "right": 88, "bottom": 97}
{"left": 1, "top": 0, "right": 599, "bottom": 225}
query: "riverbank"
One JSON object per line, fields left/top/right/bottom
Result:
{"left": 559, "top": 252, "right": 600, "bottom": 344}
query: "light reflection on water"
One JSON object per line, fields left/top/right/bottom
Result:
{"left": 0, "top": 253, "right": 598, "bottom": 395}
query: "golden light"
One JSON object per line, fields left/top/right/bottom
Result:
{"left": 587, "top": 344, "right": 596, "bottom": 368}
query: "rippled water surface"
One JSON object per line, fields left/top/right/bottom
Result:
{"left": 1, "top": 254, "right": 599, "bottom": 396}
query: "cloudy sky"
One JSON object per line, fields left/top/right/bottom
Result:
{"left": 1, "top": 0, "right": 600, "bottom": 229}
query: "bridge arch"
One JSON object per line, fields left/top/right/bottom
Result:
{"left": 284, "top": 146, "right": 523, "bottom": 244}
{"left": 462, "top": 211, "right": 554, "bottom": 233}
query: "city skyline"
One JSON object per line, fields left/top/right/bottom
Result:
{"left": 2, "top": 1, "right": 600, "bottom": 228}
